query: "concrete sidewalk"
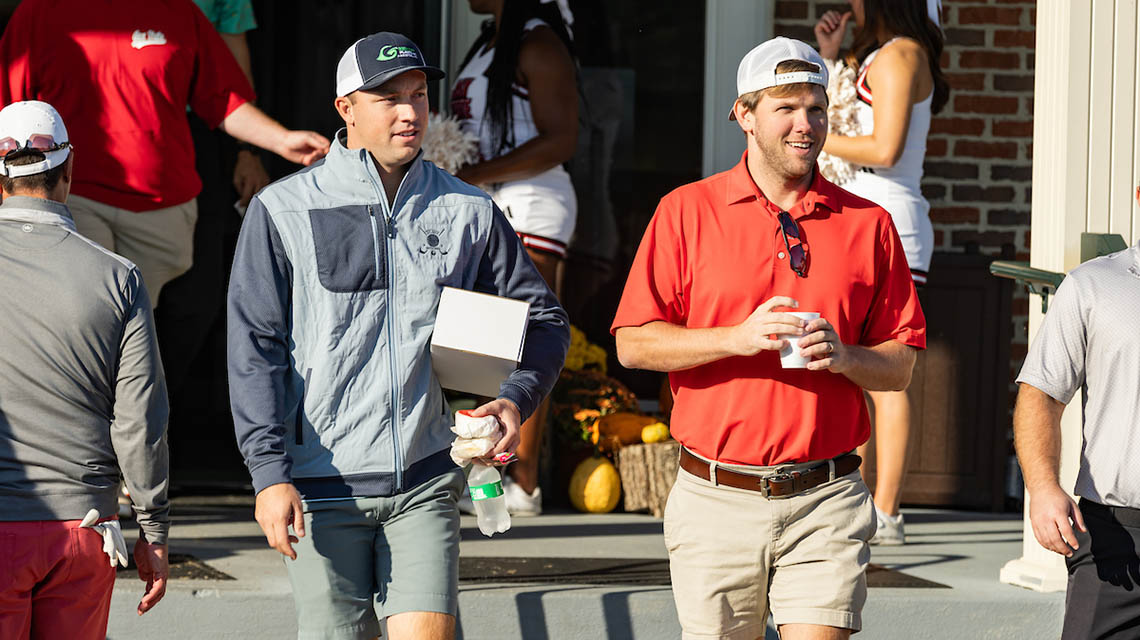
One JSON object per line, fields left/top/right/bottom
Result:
{"left": 105, "top": 497, "right": 1063, "bottom": 639}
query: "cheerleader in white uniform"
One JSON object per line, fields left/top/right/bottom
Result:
{"left": 452, "top": 0, "right": 578, "bottom": 515}
{"left": 815, "top": 0, "right": 949, "bottom": 544}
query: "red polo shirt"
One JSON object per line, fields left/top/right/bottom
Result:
{"left": 0, "top": 0, "right": 255, "bottom": 212}
{"left": 612, "top": 153, "right": 926, "bottom": 466}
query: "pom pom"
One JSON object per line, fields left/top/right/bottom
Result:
{"left": 421, "top": 112, "right": 481, "bottom": 175}
{"left": 817, "top": 59, "right": 861, "bottom": 186}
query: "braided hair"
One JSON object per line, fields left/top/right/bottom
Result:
{"left": 459, "top": 0, "right": 576, "bottom": 157}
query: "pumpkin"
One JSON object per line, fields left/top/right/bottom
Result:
{"left": 569, "top": 456, "right": 622, "bottom": 513}
{"left": 640, "top": 422, "right": 670, "bottom": 444}
{"left": 591, "top": 412, "right": 658, "bottom": 452}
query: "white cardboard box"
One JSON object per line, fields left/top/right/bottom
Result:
{"left": 430, "top": 287, "right": 530, "bottom": 397}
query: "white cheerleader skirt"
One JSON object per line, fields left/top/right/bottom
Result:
{"left": 486, "top": 165, "right": 578, "bottom": 258}
{"left": 843, "top": 171, "right": 934, "bottom": 284}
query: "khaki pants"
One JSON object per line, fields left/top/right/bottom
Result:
{"left": 68, "top": 195, "right": 197, "bottom": 307}
{"left": 664, "top": 453, "right": 875, "bottom": 639}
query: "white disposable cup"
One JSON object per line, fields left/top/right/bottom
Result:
{"left": 778, "top": 312, "right": 821, "bottom": 369}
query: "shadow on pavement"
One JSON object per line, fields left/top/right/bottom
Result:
{"left": 460, "top": 521, "right": 663, "bottom": 541}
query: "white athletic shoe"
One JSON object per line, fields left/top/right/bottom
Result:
{"left": 870, "top": 504, "right": 905, "bottom": 545}
{"left": 503, "top": 476, "right": 542, "bottom": 516}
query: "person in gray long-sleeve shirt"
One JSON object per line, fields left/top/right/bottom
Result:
{"left": 0, "top": 101, "right": 170, "bottom": 637}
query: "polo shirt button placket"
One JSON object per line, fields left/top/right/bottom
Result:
{"left": 773, "top": 223, "right": 788, "bottom": 278}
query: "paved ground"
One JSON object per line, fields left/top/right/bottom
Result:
{"left": 104, "top": 497, "right": 1063, "bottom": 639}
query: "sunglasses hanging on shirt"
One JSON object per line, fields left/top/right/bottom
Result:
{"left": 777, "top": 211, "right": 808, "bottom": 278}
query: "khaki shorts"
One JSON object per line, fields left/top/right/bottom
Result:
{"left": 68, "top": 194, "right": 197, "bottom": 307}
{"left": 664, "top": 456, "right": 875, "bottom": 639}
{"left": 285, "top": 468, "right": 465, "bottom": 640}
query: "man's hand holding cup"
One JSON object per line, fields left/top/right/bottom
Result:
{"left": 733, "top": 296, "right": 809, "bottom": 356}
{"left": 796, "top": 317, "right": 847, "bottom": 373}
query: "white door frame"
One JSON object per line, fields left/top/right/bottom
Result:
{"left": 702, "top": 1, "right": 776, "bottom": 176}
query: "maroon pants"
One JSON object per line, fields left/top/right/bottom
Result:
{"left": 0, "top": 520, "right": 116, "bottom": 640}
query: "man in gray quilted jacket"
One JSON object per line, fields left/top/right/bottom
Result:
{"left": 227, "top": 32, "right": 569, "bottom": 639}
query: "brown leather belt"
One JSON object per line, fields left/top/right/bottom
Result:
{"left": 679, "top": 447, "right": 861, "bottom": 498}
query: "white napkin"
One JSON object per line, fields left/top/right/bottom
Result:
{"left": 449, "top": 411, "right": 502, "bottom": 467}
{"left": 79, "top": 508, "right": 129, "bottom": 568}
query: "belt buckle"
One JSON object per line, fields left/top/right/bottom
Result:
{"left": 761, "top": 467, "right": 799, "bottom": 498}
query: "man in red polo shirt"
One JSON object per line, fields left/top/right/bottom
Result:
{"left": 613, "top": 37, "right": 925, "bottom": 640}
{"left": 0, "top": 0, "right": 329, "bottom": 306}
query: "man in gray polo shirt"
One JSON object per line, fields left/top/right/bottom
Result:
{"left": 1014, "top": 185, "right": 1140, "bottom": 640}
{"left": 0, "top": 100, "right": 170, "bottom": 638}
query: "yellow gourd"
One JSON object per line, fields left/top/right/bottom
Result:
{"left": 569, "top": 457, "right": 622, "bottom": 513}
{"left": 641, "top": 422, "right": 670, "bottom": 444}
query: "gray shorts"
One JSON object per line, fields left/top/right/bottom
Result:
{"left": 285, "top": 468, "right": 464, "bottom": 640}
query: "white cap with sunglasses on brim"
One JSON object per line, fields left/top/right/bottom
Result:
{"left": 729, "top": 37, "right": 829, "bottom": 120}
{"left": 0, "top": 100, "right": 72, "bottom": 178}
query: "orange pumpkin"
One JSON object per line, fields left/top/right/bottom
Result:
{"left": 591, "top": 412, "right": 658, "bottom": 452}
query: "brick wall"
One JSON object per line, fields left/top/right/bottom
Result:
{"left": 775, "top": 0, "right": 1036, "bottom": 412}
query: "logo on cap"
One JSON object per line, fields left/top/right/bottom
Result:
{"left": 378, "top": 45, "right": 420, "bottom": 62}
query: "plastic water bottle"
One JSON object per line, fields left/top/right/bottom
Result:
{"left": 468, "top": 464, "right": 511, "bottom": 536}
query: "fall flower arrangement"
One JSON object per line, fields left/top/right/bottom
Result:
{"left": 549, "top": 327, "right": 637, "bottom": 451}
{"left": 565, "top": 325, "right": 609, "bottom": 374}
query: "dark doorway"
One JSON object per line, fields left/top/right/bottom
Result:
{"left": 561, "top": 0, "right": 708, "bottom": 402}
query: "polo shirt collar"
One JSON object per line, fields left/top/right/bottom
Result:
{"left": 0, "top": 195, "right": 76, "bottom": 232}
{"left": 725, "top": 151, "right": 842, "bottom": 217}
{"left": 726, "top": 151, "right": 763, "bottom": 206}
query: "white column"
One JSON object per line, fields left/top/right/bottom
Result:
{"left": 999, "top": 0, "right": 1088, "bottom": 595}
{"left": 443, "top": 0, "right": 486, "bottom": 104}
{"left": 1001, "top": 0, "right": 1140, "bottom": 592}
{"left": 702, "top": 0, "right": 775, "bottom": 177}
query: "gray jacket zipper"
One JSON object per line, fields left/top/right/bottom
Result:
{"left": 369, "top": 168, "right": 413, "bottom": 492}
{"left": 367, "top": 206, "right": 383, "bottom": 279}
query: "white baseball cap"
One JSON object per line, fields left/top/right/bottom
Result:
{"left": 0, "top": 100, "right": 72, "bottom": 178}
{"left": 730, "top": 37, "right": 828, "bottom": 120}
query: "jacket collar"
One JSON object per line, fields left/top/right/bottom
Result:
{"left": 328, "top": 128, "right": 425, "bottom": 203}
{"left": 0, "top": 195, "right": 76, "bottom": 232}
{"left": 725, "top": 151, "right": 841, "bottom": 218}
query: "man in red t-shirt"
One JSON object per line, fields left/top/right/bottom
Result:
{"left": 0, "top": 0, "right": 330, "bottom": 305}
{"left": 612, "top": 38, "right": 925, "bottom": 640}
